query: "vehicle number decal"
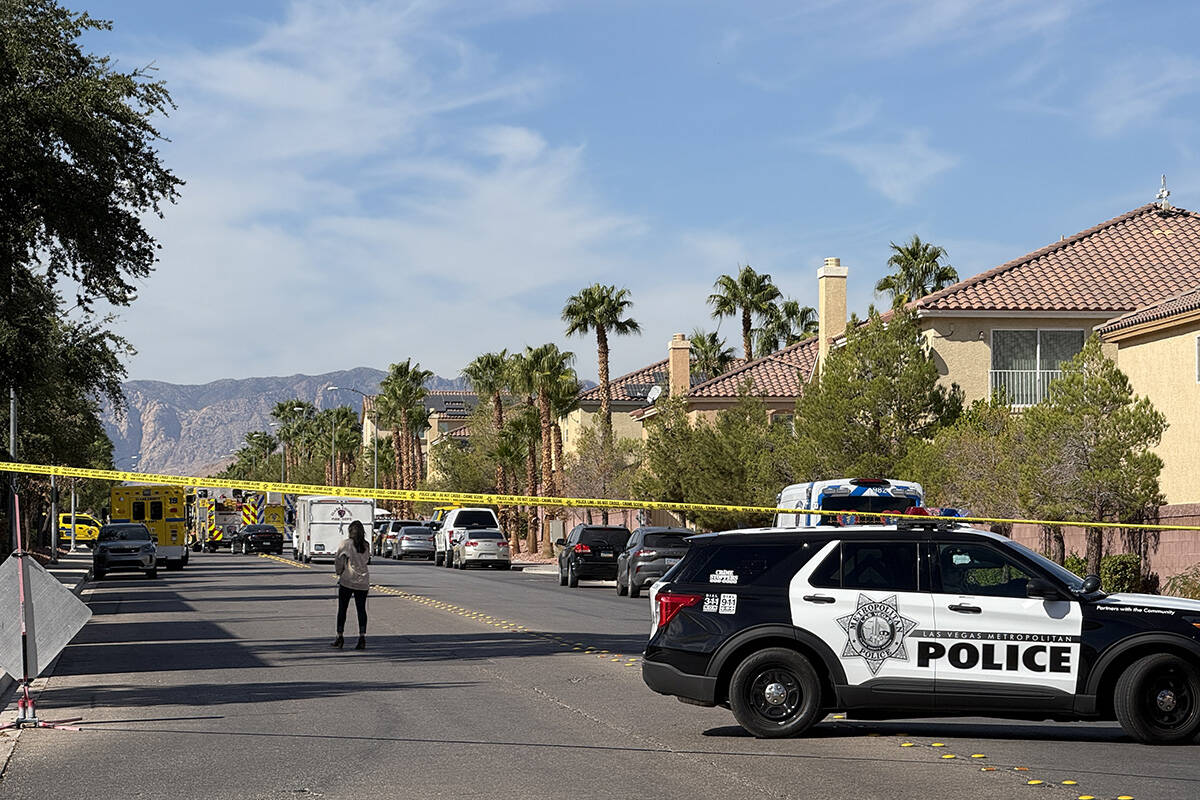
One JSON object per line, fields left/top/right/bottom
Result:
{"left": 709, "top": 569, "right": 739, "bottom": 584}
{"left": 703, "top": 594, "right": 719, "bottom": 612}
{"left": 718, "top": 594, "right": 737, "bottom": 615}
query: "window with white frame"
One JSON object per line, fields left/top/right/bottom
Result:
{"left": 990, "top": 329, "right": 1085, "bottom": 406}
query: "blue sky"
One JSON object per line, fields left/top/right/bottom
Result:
{"left": 83, "top": 0, "right": 1200, "bottom": 384}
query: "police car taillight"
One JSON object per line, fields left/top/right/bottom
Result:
{"left": 656, "top": 592, "right": 702, "bottom": 630}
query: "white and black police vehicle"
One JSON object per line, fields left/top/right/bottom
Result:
{"left": 642, "top": 510, "right": 1200, "bottom": 744}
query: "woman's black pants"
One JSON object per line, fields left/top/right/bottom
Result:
{"left": 336, "top": 584, "right": 368, "bottom": 634}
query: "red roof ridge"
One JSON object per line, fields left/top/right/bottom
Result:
{"left": 914, "top": 203, "right": 1193, "bottom": 310}
{"left": 687, "top": 337, "right": 819, "bottom": 398}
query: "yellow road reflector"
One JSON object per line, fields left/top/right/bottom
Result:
{"left": 1027, "top": 779, "right": 1043, "bottom": 785}
{"left": 1013, "top": 766, "right": 1030, "bottom": 771}
{"left": 1060, "top": 780, "right": 1077, "bottom": 785}
{"left": 980, "top": 767, "right": 997, "bottom": 772}
{"left": 900, "top": 742, "right": 915, "bottom": 747}
{"left": 941, "top": 754, "right": 956, "bottom": 759}
{"left": 931, "top": 742, "right": 946, "bottom": 747}
{"left": 1076, "top": 796, "right": 1095, "bottom": 800}
{"left": 1116, "top": 796, "right": 1134, "bottom": 799}
{"left": 970, "top": 753, "right": 986, "bottom": 758}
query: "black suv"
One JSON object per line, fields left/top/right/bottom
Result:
{"left": 617, "top": 527, "right": 691, "bottom": 598}
{"left": 642, "top": 519, "right": 1200, "bottom": 744}
{"left": 557, "top": 525, "right": 631, "bottom": 587}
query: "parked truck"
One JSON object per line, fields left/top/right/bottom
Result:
{"left": 294, "top": 495, "right": 375, "bottom": 563}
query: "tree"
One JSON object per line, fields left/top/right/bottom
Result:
{"left": 1020, "top": 337, "right": 1166, "bottom": 574}
{"left": 463, "top": 351, "right": 510, "bottom": 522}
{"left": 689, "top": 328, "right": 735, "bottom": 382}
{"left": 903, "top": 396, "right": 1021, "bottom": 535}
{"left": 526, "top": 344, "right": 575, "bottom": 553}
{"left": 754, "top": 299, "right": 817, "bottom": 355}
{"left": 378, "top": 359, "right": 431, "bottom": 515}
{"left": 563, "top": 425, "right": 642, "bottom": 523}
{"left": 874, "top": 235, "right": 958, "bottom": 306}
{"left": 790, "top": 307, "right": 962, "bottom": 479}
{"left": 562, "top": 284, "right": 640, "bottom": 446}
{"left": 708, "top": 265, "right": 781, "bottom": 361}
{"left": 2, "top": 0, "right": 182, "bottom": 391}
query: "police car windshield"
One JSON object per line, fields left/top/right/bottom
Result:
{"left": 1000, "top": 538, "right": 1086, "bottom": 591}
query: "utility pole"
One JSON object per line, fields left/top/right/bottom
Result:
{"left": 70, "top": 479, "right": 77, "bottom": 551}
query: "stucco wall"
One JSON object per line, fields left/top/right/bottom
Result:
{"left": 1112, "top": 319, "right": 1200, "bottom": 505}
{"left": 920, "top": 315, "right": 1116, "bottom": 403}
{"left": 561, "top": 406, "right": 645, "bottom": 455}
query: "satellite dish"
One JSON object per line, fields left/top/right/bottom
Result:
{"left": 646, "top": 385, "right": 663, "bottom": 403}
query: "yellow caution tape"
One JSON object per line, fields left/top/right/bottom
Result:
{"left": 0, "top": 460, "right": 1196, "bottom": 533}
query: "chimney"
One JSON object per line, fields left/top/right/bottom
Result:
{"left": 667, "top": 333, "right": 691, "bottom": 397}
{"left": 817, "top": 257, "right": 848, "bottom": 368}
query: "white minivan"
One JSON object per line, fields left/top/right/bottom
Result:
{"left": 295, "top": 496, "right": 376, "bottom": 563}
{"left": 434, "top": 507, "right": 500, "bottom": 567}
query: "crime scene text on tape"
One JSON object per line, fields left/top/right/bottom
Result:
{"left": 0, "top": 460, "right": 1196, "bottom": 533}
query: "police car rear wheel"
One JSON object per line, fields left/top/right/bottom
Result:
{"left": 1115, "top": 653, "right": 1200, "bottom": 744}
{"left": 729, "top": 648, "right": 822, "bottom": 738}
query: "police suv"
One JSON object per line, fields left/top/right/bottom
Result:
{"left": 642, "top": 514, "right": 1200, "bottom": 744}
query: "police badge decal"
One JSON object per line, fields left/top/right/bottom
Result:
{"left": 837, "top": 594, "right": 918, "bottom": 675}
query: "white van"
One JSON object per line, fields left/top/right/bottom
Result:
{"left": 773, "top": 478, "right": 923, "bottom": 527}
{"left": 434, "top": 507, "right": 500, "bottom": 567}
{"left": 295, "top": 496, "right": 376, "bottom": 563}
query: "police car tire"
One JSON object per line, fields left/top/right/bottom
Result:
{"left": 729, "top": 648, "right": 823, "bottom": 739}
{"left": 1114, "top": 653, "right": 1200, "bottom": 744}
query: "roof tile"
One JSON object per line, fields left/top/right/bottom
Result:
{"left": 1098, "top": 283, "right": 1200, "bottom": 334}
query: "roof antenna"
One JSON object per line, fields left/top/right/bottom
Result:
{"left": 1155, "top": 174, "right": 1173, "bottom": 211}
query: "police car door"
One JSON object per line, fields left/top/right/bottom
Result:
{"left": 927, "top": 538, "right": 1081, "bottom": 712}
{"left": 792, "top": 538, "right": 936, "bottom": 707}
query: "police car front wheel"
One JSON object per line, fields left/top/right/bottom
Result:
{"left": 1115, "top": 653, "right": 1200, "bottom": 744}
{"left": 729, "top": 648, "right": 823, "bottom": 738}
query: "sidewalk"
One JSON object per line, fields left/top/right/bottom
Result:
{"left": 0, "top": 550, "right": 93, "bottom": 699}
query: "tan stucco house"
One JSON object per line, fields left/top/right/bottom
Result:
{"left": 1099, "top": 285, "right": 1200, "bottom": 505}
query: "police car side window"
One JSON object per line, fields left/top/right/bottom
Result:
{"left": 936, "top": 543, "right": 1033, "bottom": 598}
{"left": 810, "top": 542, "right": 919, "bottom": 592}
{"left": 677, "top": 543, "right": 820, "bottom": 586}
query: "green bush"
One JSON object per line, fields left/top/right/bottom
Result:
{"left": 1064, "top": 552, "right": 1087, "bottom": 578}
{"left": 1100, "top": 553, "right": 1142, "bottom": 594}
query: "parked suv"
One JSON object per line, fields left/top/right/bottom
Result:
{"left": 557, "top": 525, "right": 631, "bottom": 587}
{"left": 617, "top": 527, "right": 691, "bottom": 598}
{"left": 436, "top": 508, "right": 500, "bottom": 567}
{"left": 93, "top": 523, "right": 158, "bottom": 579}
{"left": 643, "top": 517, "right": 1200, "bottom": 744}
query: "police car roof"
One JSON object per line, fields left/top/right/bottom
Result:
{"left": 686, "top": 522, "right": 990, "bottom": 543}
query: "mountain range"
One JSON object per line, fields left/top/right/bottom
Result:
{"left": 100, "top": 368, "right": 469, "bottom": 477}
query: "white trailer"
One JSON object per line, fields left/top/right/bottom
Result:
{"left": 295, "top": 496, "right": 375, "bottom": 563}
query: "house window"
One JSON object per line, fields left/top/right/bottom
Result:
{"left": 990, "top": 329, "right": 1084, "bottom": 406}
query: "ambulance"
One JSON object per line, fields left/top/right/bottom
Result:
{"left": 110, "top": 484, "right": 190, "bottom": 569}
{"left": 773, "top": 478, "right": 924, "bottom": 528}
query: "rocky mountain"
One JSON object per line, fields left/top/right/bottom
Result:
{"left": 101, "top": 368, "right": 469, "bottom": 477}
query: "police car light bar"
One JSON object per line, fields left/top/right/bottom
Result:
{"left": 895, "top": 506, "right": 963, "bottom": 531}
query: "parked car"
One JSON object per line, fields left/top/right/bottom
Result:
{"left": 58, "top": 512, "right": 103, "bottom": 549}
{"left": 378, "top": 519, "right": 424, "bottom": 557}
{"left": 557, "top": 524, "right": 631, "bottom": 587}
{"left": 436, "top": 507, "right": 500, "bottom": 566}
{"left": 394, "top": 526, "right": 436, "bottom": 560}
{"left": 616, "top": 527, "right": 692, "bottom": 598}
{"left": 451, "top": 528, "right": 511, "bottom": 569}
{"left": 372, "top": 520, "right": 392, "bottom": 555}
{"left": 228, "top": 524, "right": 284, "bottom": 555}
{"left": 93, "top": 523, "right": 157, "bottom": 580}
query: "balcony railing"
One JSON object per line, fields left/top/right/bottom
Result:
{"left": 989, "top": 369, "right": 1063, "bottom": 407}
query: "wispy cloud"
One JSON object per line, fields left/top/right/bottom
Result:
{"left": 1084, "top": 55, "right": 1200, "bottom": 136}
{"left": 821, "top": 131, "right": 959, "bottom": 205}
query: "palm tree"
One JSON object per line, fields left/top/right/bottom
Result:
{"left": 527, "top": 343, "right": 575, "bottom": 507}
{"left": 708, "top": 264, "right": 781, "bottom": 360}
{"left": 463, "top": 350, "right": 510, "bottom": 504}
{"left": 689, "top": 328, "right": 735, "bottom": 381}
{"left": 875, "top": 234, "right": 958, "bottom": 305}
{"left": 755, "top": 298, "right": 818, "bottom": 354}
{"left": 562, "top": 284, "right": 640, "bottom": 445}
{"left": 379, "top": 358, "right": 432, "bottom": 515}
{"left": 506, "top": 403, "right": 542, "bottom": 554}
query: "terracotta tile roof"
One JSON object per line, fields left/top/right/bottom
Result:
{"left": 1098, "top": 283, "right": 1200, "bottom": 334}
{"left": 914, "top": 204, "right": 1200, "bottom": 313}
{"left": 686, "top": 337, "right": 819, "bottom": 399}
{"left": 579, "top": 359, "right": 670, "bottom": 403}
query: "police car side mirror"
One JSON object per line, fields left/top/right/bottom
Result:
{"left": 1080, "top": 574, "right": 1102, "bottom": 594}
{"left": 1027, "top": 578, "right": 1065, "bottom": 600}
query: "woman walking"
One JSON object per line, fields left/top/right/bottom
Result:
{"left": 332, "top": 520, "right": 370, "bottom": 650}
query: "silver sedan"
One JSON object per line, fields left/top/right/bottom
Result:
{"left": 395, "top": 526, "right": 436, "bottom": 560}
{"left": 450, "top": 528, "right": 511, "bottom": 570}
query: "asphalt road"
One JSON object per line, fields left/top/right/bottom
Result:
{"left": 2, "top": 551, "right": 1198, "bottom": 800}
